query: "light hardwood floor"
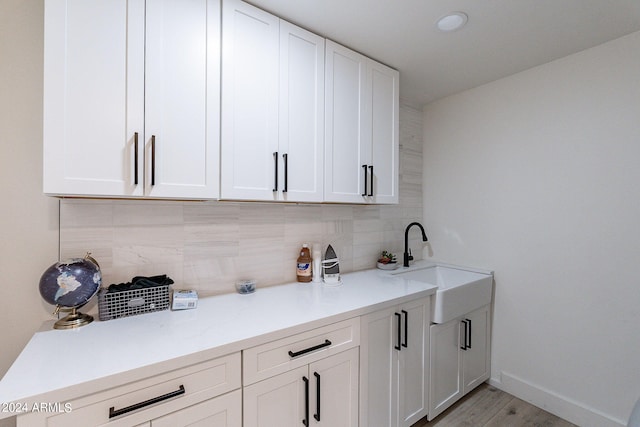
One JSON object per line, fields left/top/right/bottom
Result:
{"left": 411, "top": 383, "right": 577, "bottom": 427}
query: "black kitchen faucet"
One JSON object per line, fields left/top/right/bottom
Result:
{"left": 403, "top": 222, "right": 429, "bottom": 267}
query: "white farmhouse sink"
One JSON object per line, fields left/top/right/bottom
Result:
{"left": 393, "top": 265, "right": 493, "bottom": 324}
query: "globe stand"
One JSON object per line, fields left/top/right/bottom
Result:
{"left": 53, "top": 306, "right": 93, "bottom": 330}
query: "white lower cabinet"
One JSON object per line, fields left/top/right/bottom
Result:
{"left": 17, "top": 353, "right": 241, "bottom": 427}
{"left": 243, "top": 347, "right": 359, "bottom": 427}
{"left": 14, "top": 295, "right": 492, "bottom": 427}
{"left": 360, "top": 297, "right": 430, "bottom": 427}
{"left": 428, "top": 304, "right": 491, "bottom": 420}
{"left": 152, "top": 390, "right": 241, "bottom": 427}
{"left": 98, "top": 392, "right": 241, "bottom": 427}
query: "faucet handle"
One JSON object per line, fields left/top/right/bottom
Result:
{"left": 408, "top": 248, "right": 414, "bottom": 261}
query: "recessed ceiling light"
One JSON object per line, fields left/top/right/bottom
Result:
{"left": 436, "top": 12, "right": 468, "bottom": 32}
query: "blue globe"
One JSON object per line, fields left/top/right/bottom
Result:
{"left": 39, "top": 256, "right": 101, "bottom": 309}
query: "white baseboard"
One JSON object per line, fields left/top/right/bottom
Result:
{"left": 489, "top": 371, "right": 626, "bottom": 427}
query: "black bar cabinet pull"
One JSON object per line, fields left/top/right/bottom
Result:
{"left": 395, "top": 312, "right": 402, "bottom": 351}
{"left": 109, "top": 385, "right": 185, "bottom": 419}
{"left": 466, "top": 318, "right": 472, "bottom": 349}
{"left": 362, "top": 164, "right": 368, "bottom": 196}
{"left": 302, "top": 376, "right": 309, "bottom": 426}
{"left": 368, "top": 165, "right": 374, "bottom": 196}
{"left": 283, "top": 153, "right": 288, "bottom": 193}
{"left": 461, "top": 320, "right": 469, "bottom": 350}
{"left": 151, "top": 135, "right": 156, "bottom": 186}
{"left": 401, "top": 310, "right": 408, "bottom": 348}
{"left": 313, "top": 372, "right": 321, "bottom": 421}
{"left": 288, "top": 339, "right": 332, "bottom": 358}
{"left": 133, "top": 132, "right": 139, "bottom": 185}
{"left": 273, "top": 152, "right": 278, "bottom": 192}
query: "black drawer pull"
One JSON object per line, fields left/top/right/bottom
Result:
{"left": 401, "top": 309, "right": 408, "bottom": 348}
{"left": 151, "top": 135, "right": 156, "bottom": 186}
{"left": 288, "top": 339, "right": 332, "bottom": 358}
{"left": 395, "top": 312, "right": 402, "bottom": 351}
{"left": 133, "top": 132, "right": 139, "bottom": 185}
{"left": 368, "top": 165, "right": 374, "bottom": 196}
{"left": 109, "top": 385, "right": 185, "bottom": 419}
{"left": 466, "top": 318, "right": 472, "bottom": 349}
{"left": 273, "top": 151, "right": 278, "bottom": 192}
{"left": 313, "top": 372, "right": 321, "bottom": 421}
{"left": 461, "top": 319, "right": 469, "bottom": 351}
{"left": 283, "top": 153, "right": 288, "bottom": 193}
{"left": 362, "top": 164, "right": 368, "bottom": 196}
{"left": 302, "top": 376, "right": 309, "bottom": 426}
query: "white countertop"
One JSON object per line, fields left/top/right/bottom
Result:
{"left": 0, "top": 262, "right": 442, "bottom": 418}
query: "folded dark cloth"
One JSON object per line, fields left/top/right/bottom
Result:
{"left": 107, "top": 275, "right": 174, "bottom": 293}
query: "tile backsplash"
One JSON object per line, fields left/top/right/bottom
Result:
{"left": 60, "top": 103, "right": 424, "bottom": 296}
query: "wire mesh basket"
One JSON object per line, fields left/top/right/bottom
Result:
{"left": 98, "top": 284, "right": 171, "bottom": 321}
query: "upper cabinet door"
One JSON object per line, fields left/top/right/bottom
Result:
{"left": 43, "top": 0, "right": 220, "bottom": 200}
{"left": 278, "top": 21, "right": 325, "bottom": 202}
{"left": 43, "top": 0, "right": 145, "bottom": 197}
{"left": 324, "top": 40, "right": 370, "bottom": 203}
{"left": 145, "top": 0, "right": 221, "bottom": 199}
{"left": 221, "top": 0, "right": 280, "bottom": 201}
{"left": 324, "top": 40, "right": 399, "bottom": 204}
{"left": 221, "top": 1, "right": 324, "bottom": 203}
{"left": 369, "top": 61, "right": 399, "bottom": 204}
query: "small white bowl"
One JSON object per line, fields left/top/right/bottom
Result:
{"left": 235, "top": 280, "right": 256, "bottom": 294}
{"left": 377, "top": 262, "right": 399, "bottom": 270}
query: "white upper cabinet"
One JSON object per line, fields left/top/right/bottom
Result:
{"left": 221, "top": 0, "right": 324, "bottom": 202}
{"left": 369, "top": 61, "right": 400, "bottom": 204}
{"left": 144, "top": 0, "right": 220, "bottom": 199}
{"left": 43, "top": 0, "right": 220, "bottom": 199}
{"left": 221, "top": 0, "right": 279, "bottom": 201}
{"left": 44, "top": 0, "right": 396, "bottom": 204}
{"left": 324, "top": 41, "right": 369, "bottom": 203}
{"left": 43, "top": 0, "right": 145, "bottom": 197}
{"left": 324, "top": 40, "right": 399, "bottom": 204}
{"left": 278, "top": 21, "right": 325, "bottom": 202}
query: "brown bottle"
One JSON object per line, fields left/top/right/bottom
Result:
{"left": 296, "top": 244, "right": 312, "bottom": 282}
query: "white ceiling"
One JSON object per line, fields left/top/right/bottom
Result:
{"left": 246, "top": 0, "right": 640, "bottom": 107}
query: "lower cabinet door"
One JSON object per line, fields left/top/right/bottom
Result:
{"left": 152, "top": 389, "right": 241, "bottom": 427}
{"left": 398, "top": 298, "right": 429, "bottom": 426}
{"left": 462, "top": 305, "right": 490, "bottom": 392}
{"left": 243, "top": 366, "right": 307, "bottom": 427}
{"left": 243, "top": 348, "right": 359, "bottom": 427}
{"left": 309, "top": 347, "right": 359, "bottom": 427}
{"left": 359, "top": 305, "right": 398, "bottom": 427}
{"left": 428, "top": 305, "right": 491, "bottom": 421}
{"left": 360, "top": 297, "right": 429, "bottom": 427}
{"left": 428, "top": 319, "right": 463, "bottom": 420}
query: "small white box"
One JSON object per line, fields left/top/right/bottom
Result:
{"left": 172, "top": 290, "right": 198, "bottom": 310}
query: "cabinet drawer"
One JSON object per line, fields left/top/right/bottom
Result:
{"left": 243, "top": 317, "right": 360, "bottom": 385}
{"left": 152, "top": 389, "right": 241, "bottom": 427}
{"left": 18, "top": 352, "right": 241, "bottom": 427}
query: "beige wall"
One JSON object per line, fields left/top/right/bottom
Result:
{"left": 0, "top": 0, "right": 58, "bottom": 383}
{"left": 0, "top": 1, "right": 57, "bottom": 425}
{"left": 423, "top": 31, "right": 640, "bottom": 427}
